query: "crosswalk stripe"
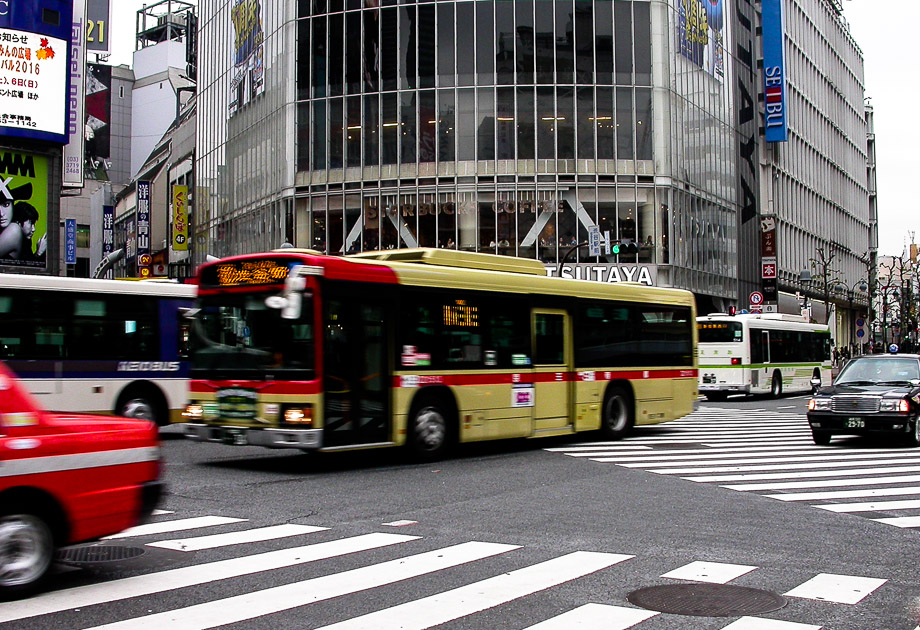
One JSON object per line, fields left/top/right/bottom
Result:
{"left": 686, "top": 464, "right": 920, "bottom": 483}
{"left": 723, "top": 474, "right": 920, "bottom": 491}
{"left": 639, "top": 451, "right": 920, "bottom": 469}
{"left": 146, "top": 524, "right": 329, "bottom": 551}
{"left": 314, "top": 551, "right": 634, "bottom": 630}
{"left": 784, "top": 573, "right": 886, "bottom": 604}
{"left": 102, "top": 516, "right": 247, "bottom": 540}
{"left": 721, "top": 617, "right": 822, "bottom": 629}
{"left": 815, "top": 498, "right": 920, "bottom": 512}
{"left": 521, "top": 603, "right": 658, "bottom": 629}
{"left": 873, "top": 515, "right": 920, "bottom": 527}
{"left": 590, "top": 447, "right": 828, "bottom": 462}
{"left": 660, "top": 561, "right": 757, "bottom": 584}
{"left": 85, "top": 541, "right": 522, "bottom": 630}
{"left": 0, "top": 532, "right": 419, "bottom": 624}
{"left": 765, "top": 486, "right": 920, "bottom": 501}
{"left": 647, "top": 455, "right": 920, "bottom": 475}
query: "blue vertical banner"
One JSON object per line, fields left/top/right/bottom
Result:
{"left": 64, "top": 218, "right": 76, "bottom": 264}
{"left": 762, "top": 0, "right": 788, "bottom": 142}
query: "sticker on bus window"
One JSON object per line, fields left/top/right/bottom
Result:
{"left": 511, "top": 384, "right": 535, "bottom": 407}
{"left": 512, "top": 354, "right": 531, "bottom": 366}
{"left": 484, "top": 351, "right": 497, "bottom": 367}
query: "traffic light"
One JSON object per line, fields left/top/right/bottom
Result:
{"left": 611, "top": 243, "right": 620, "bottom": 255}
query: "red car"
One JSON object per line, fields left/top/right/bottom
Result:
{"left": 0, "top": 362, "right": 163, "bottom": 599}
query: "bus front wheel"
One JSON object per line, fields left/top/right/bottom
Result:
{"left": 407, "top": 395, "right": 451, "bottom": 462}
{"left": 601, "top": 386, "right": 634, "bottom": 440}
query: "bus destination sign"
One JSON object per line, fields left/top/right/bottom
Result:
{"left": 443, "top": 300, "right": 478, "bottom": 327}
{"left": 203, "top": 259, "right": 295, "bottom": 288}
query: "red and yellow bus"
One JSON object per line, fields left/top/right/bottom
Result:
{"left": 181, "top": 248, "right": 698, "bottom": 460}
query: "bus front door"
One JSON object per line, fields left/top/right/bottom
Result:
{"left": 531, "top": 309, "right": 573, "bottom": 434}
{"left": 323, "top": 296, "right": 390, "bottom": 447}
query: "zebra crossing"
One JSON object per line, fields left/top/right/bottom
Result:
{"left": 1, "top": 508, "right": 895, "bottom": 629}
{"left": 545, "top": 406, "right": 920, "bottom": 530}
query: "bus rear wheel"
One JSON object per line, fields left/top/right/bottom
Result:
{"left": 117, "top": 386, "right": 168, "bottom": 427}
{"left": 407, "top": 395, "right": 451, "bottom": 462}
{"left": 770, "top": 372, "right": 783, "bottom": 398}
{"left": 601, "top": 386, "right": 634, "bottom": 440}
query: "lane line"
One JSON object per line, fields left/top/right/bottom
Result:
{"left": 147, "top": 524, "right": 329, "bottom": 552}
{"left": 315, "top": 551, "right": 634, "bottom": 630}
{"left": 522, "top": 603, "right": 658, "bottom": 629}
{"left": 0, "top": 533, "right": 420, "bottom": 624}
{"left": 86, "top": 541, "right": 523, "bottom": 630}
{"left": 784, "top": 573, "right": 886, "bottom": 604}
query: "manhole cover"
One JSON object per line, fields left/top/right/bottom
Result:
{"left": 56, "top": 545, "right": 146, "bottom": 565}
{"left": 627, "top": 583, "right": 786, "bottom": 617}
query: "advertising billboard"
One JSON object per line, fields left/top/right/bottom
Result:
{"left": 762, "top": 0, "right": 788, "bottom": 143}
{"left": 0, "top": 149, "right": 48, "bottom": 269}
{"left": 0, "top": 1, "right": 74, "bottom": 144}
{"left": 677, "top": 0, "right": 724, "bottom": 80}
{"left": 229, "top": 0, "right": 265, "bottom": 114}
{"left": 85, "top": 63, "right": 111, "bottom": 180}
{"left": 63, "top": 0, "right": 87, "bottom": 187}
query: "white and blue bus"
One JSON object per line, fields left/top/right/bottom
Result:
{"left": 697, "top": 312, "right": 832, "bottom": 400}
{"left": 0, "top": 274, "right": 196, "bottom": 426}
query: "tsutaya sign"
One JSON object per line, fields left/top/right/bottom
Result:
{"left": 545, "top": 264, "right": 657, "bottom": 286}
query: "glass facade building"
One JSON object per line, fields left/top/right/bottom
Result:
{"left": 197, "top": 0, "right": 749, "bottom": 302}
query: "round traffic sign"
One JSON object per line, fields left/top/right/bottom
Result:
{"left": 856, "top": 318, "right": 865, "bottom": 327}
{"left": 890, "top": 343, "right": 900, "bottom": 354}
{"left": 749, "top": 291, "right": 764, "bottom": 305}
{"left": 856, "top": 329, "right": 865, "bottom": 338}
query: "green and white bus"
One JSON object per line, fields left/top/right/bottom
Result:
{"left": 697, "top": 312, "right": 832, "bottom": 400}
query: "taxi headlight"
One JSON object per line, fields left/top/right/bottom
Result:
{"left": 808, "top": 398, "right": 830, "bottom": 411}
{"left": 880, "top": 399, "right": 910, "bottom": 413}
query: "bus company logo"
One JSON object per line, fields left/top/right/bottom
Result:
{"left": 579, "top": 371, "right": 596, "bottom": 382}
{"left": 399, "top": 375, "right": 444, "bottom": 388}
{"left": 511, "top": 384, "right": 535, "bottom": 408}
{"left": 117, "top": 361, "right": 181, "bottom": 372}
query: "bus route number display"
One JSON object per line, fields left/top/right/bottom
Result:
{"left": 443, "top": 300, "right": 478, "bottom": 327}
{"left": 205, "top": 259, "right": 293, "bottom": 287}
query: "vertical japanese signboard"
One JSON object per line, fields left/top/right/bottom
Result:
{"left": 172, "top": 185, "right": 188, "bottom": 251}
{"left": 762, "top": 0, "right": 788, "bottom": 142}
{"left": 65, "top": 217, "right": 76, "bottom": 264}
{"left": 101, "top": 204, "right": 113, "bottom": 278}
{"left": 761, "top": 216, "right": 778, "bottom": 308}
{"left": 64, "top": 0, "right": 87, "bottom": 187}
{"left": 136, "top": 180, "right": 150, "bottom": 276}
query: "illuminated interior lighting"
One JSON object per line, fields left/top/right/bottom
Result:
{"left": 346, "top": 125, "right": 362, "bottom": 130}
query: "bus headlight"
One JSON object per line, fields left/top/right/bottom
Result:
{"left": 808, "top": 398, "right": 830, "bottom": 411}
{"left": 183, "top": 404, "right": 204, "bottom": 420}
{"left": 283, "top": 405, "right": 314, "bottom": 426}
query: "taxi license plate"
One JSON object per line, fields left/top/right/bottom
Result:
{"left": 222, "top": 428, "right": 248, "bottom": 445}
{"left": 845, "top": 418, "right": 865, "bottom": 429}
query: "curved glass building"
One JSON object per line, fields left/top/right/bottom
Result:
{"left": 197, "top": 0, "right": 748, "bottom": 305}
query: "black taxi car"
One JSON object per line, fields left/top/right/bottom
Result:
{"left": 807, "top": 354, "right": 920, "bottom": 446}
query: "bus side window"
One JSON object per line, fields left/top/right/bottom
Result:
{"left": 534, "top": 313, "right": 564, "bottom": 365}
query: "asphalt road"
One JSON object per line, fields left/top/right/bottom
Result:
{"left": 5, "top": 395, "right": 920, "bottom": 629}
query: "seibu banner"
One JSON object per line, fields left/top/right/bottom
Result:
{"left": 545, "top": 264, "right": 657, "bottom": 286}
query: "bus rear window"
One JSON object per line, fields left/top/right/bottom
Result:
{"left": 698, "top": 322, "right": 742, "bottom": 343}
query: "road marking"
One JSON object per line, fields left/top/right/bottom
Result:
{"left": 382, "top": 520, "right": 418, "bottom": 527}
{"left": 723, "top": 474, "right": 920, "bottom": 491}
{"left": 777, "top": 406, "right": 798, "bottom": 409}
{"left": 815, "top": 498, "right": 920, "bottom": 513}
{"left": 766, "top": 486, "right": 920, "bottom": 501}
{"left": 315, "top": 551, "right": 634, "bottom": 630}
{"left": 873, "top": 515, "right": 920, "bottom": 528}
{"left": 722, "top": 617, "right": 822, "bottom": 629}
{"left": 685, "top": 464, "right": 920, "bottom": 483}
{"left": 103, "top": 516, "right": 246, "bottom": 539}
{"left": 660, "top": 561, "right": 757, "bottom": 584}
{"left": 591, "top": 446, "right": 834, "bottom": 463}
{"left": 522, "top": 603, "right": 658, "bottom": 629}
{"left": 147, "top": 524, "right": 328, "bottom": 551}
{"left": 85, "top": 541, "right": 522, "bottom": 630}
{"left": 0, "top": 533, "right": 419, "bottom": 624}
{"left": 784, "top": 573, "right": 886, "bottom": 604}
{"left": 647, "top": 455, "right": 920, "bottom": 475}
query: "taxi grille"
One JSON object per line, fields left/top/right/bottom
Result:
{"left": 830, "top": 396, "right": 879, "bottom": 413}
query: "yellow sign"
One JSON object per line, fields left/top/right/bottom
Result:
{"left": 214, "top": 260, "right": 291, "bottom": 286}
{"left": 443, "top": 300, "right": 478, "bottom": 327}
{"left": 172, "top": 185, "right": 189, "bottom": 251}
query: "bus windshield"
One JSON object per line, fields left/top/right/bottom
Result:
{"left": 191, "top": 292, "right": 315, "bottom": 380}
{"left": 697, "top": 321, "right": 742, "bottom": 343}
